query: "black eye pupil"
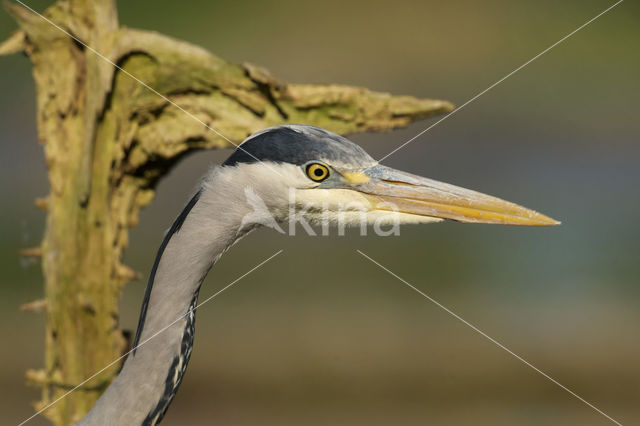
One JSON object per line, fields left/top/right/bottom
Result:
{"left": 306, "top": 163, "right": 329, "bottom": 181}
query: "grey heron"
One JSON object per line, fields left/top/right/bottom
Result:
{"left": 79, "top": 124, "right": 558, "bottom": 425}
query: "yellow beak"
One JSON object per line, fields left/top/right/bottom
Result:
{"left": 343, "top": 165, "right": 559, "bottom": 226}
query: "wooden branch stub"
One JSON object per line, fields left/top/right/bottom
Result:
{"left": 26, "top": 368, "right": 108, "bottom": 391}
{"left": 34, "top": 196, "right": 49, "bottom": 210}
{"left": 19, "top": 247, "right": 43, "bottom": 257}
{"left": 25, "top": 368, "right": 48, "bottom": 387}
{"left": 0, "top": 29, "right": 25, "bottom": 55}
{"left": 20, "top": 299, "right": 47, "bottom": 312}
{"left": 115, "top": 264, "right": 142, "bottom": 284}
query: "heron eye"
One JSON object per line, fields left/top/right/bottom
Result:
{"left": 306, "top": 163, "right": 330, "bottom": 182}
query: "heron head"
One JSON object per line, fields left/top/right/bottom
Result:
{"left": 218, "top": 125, "right": 559, "bottom": 229}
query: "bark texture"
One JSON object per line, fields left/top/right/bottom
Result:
{"left": 1, "top": 0, "right": 453, "bottom": 424}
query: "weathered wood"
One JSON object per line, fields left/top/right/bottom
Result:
{"left": 1, "top": 0, "right": 453, "bottom": 423}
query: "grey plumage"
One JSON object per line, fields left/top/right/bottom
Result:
{"left": 132, "top": 190, "right": 202, "bottom": 355}
{"left": 142, "top": 291, "right": 199, "bottom": 425}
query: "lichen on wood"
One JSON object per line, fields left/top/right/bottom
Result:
{"left": 1, "top": 0, "right": 453, "bottom": 424}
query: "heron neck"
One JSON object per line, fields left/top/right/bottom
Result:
{"left": 80, "top": 182, "right": 248, "bottom": 425}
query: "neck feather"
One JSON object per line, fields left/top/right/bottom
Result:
{"left": 80, "top": 171, "right": 248, "bottom": 425}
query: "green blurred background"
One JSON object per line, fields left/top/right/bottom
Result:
{"left": 1, "top": 0, "right": 639, "bottom": 424}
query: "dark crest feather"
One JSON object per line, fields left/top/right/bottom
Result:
{"left": 223, "top": 125, "right": 374, "bottom": 167}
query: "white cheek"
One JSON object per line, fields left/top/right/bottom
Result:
{"left": 293, "top": 188, "right": 373, "bottom": 211}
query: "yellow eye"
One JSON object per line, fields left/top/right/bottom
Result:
{"left": 306, "top": 163, "right": 330, "bottom": 182}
